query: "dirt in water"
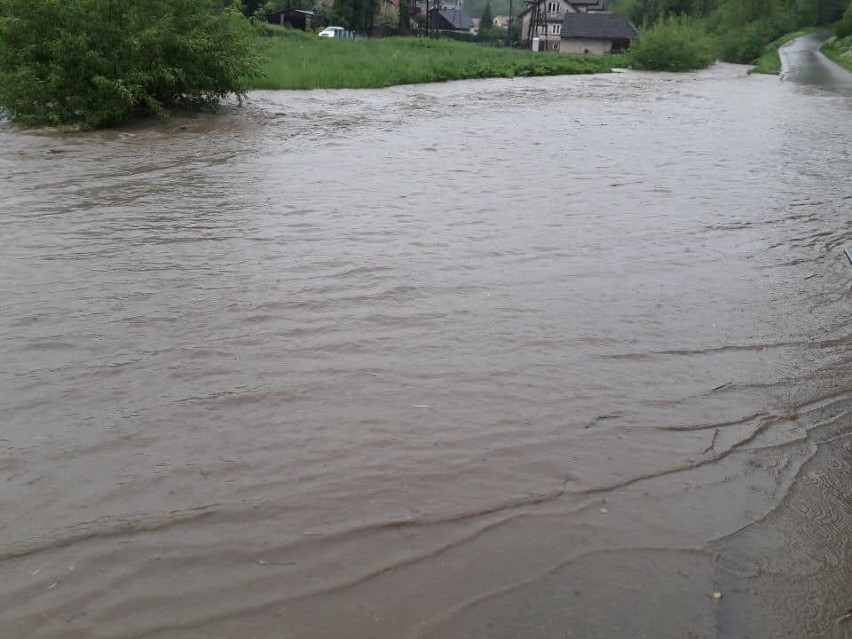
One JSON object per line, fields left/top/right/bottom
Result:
{"left": 1, "top": 61, "right": 851, "bottom": 638}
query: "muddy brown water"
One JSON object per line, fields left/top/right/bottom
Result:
{"left": 1, "top": 59, "right": 851, "bottom": 639}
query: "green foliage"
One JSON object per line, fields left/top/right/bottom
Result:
{"left": 821, "top": 33, "right": 852, "bottom": 70}
{"left": 261, "top": 0, "right": 314, "bottom": 14}
{"left": 441, "top": 27, "right": 507, "bottom": 43}
{"left": 627, "top": 0, "right": 844, "bottom": 26}
{"left": 712, "top": 0, "right": 798, "bottom": 63}
{"left": 837, "top": 2, "right": 852, "bottom": 37}
{"left": 0, "top": 0, "right": 259, "bottom": 128}
{"left": 398, "top": 0, "right": 411, "bottom": 32}
{"left": 628, "top": 0, "right": 721, "bottom": 24}
{"left": 716, "top": 19, "right": 792, "bottom": 62}
{"left": 628, "top": 15, "right": 715, "bottom": 70}
{"left": 440, "top": 29, "right": 478, "bottom": 42}
{"left": 622, "top": 0, "right": 847, "bottom": 66}
{"left": 375, "top": 1, "right": 398, "bottom": 29}
{"left": 242, "top": 0, "right": 267, "bottom": 17}
{"left": 478, "top": 25, "right": 510, "bottom": 41}
{"left": 249, "top": 30, "right": 626, "bottom": 90}
{"left": 464, "top": 0, "right": 513, "bottom": 21}
{"left": 816, "top": 0, "right": 849, "bottom": 23}
{"left": 481, "top": 1, "right": 493, "bottom": 28}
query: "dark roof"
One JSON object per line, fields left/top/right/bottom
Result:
{"left": 435, "top": 8, "right": 473, "bottom": 29}
{"left": 560, "top": 13, "right": 638, "bottom": 39}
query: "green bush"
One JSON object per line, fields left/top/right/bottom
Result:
{"left": 0, "top": 0, "right": 260, "bottom": 128}
{"left": 628, "top": 16, "right": 715, "bottom": 72}
{"left": 717, "top": 14, "right": 799, "bottom": 63}
{"left": 709, "top": 0, "right": 799, "bottom": 64}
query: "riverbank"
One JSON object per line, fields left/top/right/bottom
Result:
{"left": 247, "top": 27, "right": 626, "bottom": 90}
{"left": 821, "top": 34, "right": 852, "bottom": 72}
{"left": 750, "top": 28, "right": 816, "bottom": 74}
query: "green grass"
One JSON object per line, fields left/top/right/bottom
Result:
{"left": 749, "top": 28, "right": 815, "bottom": 75}
{"left": 821, "top": 34, "right": 852, "bottom": 73}
{"left": 246, "top": 26, "right": 627, "bottom": 90}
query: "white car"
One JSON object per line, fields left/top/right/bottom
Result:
{"left": 318, "top": 26, "right": 345, "bottom": 38}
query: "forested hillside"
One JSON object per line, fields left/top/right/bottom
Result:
{"left": 611, "top": 0, "right": 847, "bottom": 25}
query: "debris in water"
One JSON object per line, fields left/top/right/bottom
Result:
{"left": 599, "top": 507, "right": 609, "bottom": 514}
{"left": 702, "top": 429, "right": 719, "bottom": 455}
{"left": 711, "top": 382, "right": 731, "bottom": 393}
{"left": 713, "top": 591, "right": 722, "bottom": 600}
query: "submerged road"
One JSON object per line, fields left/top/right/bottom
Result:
{"left": 780, "top": 32, "right": 852, "bottom": 96}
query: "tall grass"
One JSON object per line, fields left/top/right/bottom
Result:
{"left": 247, "top": 27, "right": 627, "bottom": 90}
{"left": 821, "top": 34, "right": 852, "bottom": 73}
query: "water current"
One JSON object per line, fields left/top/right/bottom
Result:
{"left": 1, "top": 49, "right": 851, "bottom": 638}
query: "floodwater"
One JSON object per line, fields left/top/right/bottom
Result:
{"left": 2, "top": 54, "right": 851, "bottom": 639}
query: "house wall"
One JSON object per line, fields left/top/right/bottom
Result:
{"left": 560, "top": 37, "right": 612, "bottom": 55}
{"left": 520, "top": 0, "right": 576, "bottom": 42}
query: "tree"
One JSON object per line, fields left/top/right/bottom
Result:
{"left": 0, "top": 0, "right": 259, "bottom": 128}
{"left": 376, "top": 0, "right": 399, "bottom": 30}
{"left": 838, "top": 1, "right": 852, "bottom": 35}
{"left": 481, "top": 0, "right": 493, "bottom": 30}
{"left": 331, "top": 0, "right": 380, "bottom": 31}
{"left": 399, "top": 0, "right": 411, "bottom": 32}
{"left": 816, "top": 0, "right": 849, "bottom": 23}
{"left": 242, "top": 0, "right": 268, "bottom": 16}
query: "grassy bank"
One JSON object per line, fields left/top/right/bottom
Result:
{"left": 821, "top": 34, "right": 852, "bottom": 72}
{"left": 247, "top": 27, "right": 626, "bottom": 90}
{"left": 750, "top": 28, "right": 816, "bottom": 75}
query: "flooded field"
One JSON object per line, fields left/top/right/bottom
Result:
{"left": 1, "top": 56, "right": 851, "bottom": 638}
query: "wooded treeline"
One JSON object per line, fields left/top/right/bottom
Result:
{"left": 613, "top": 0, "right": 850, "bottom": 63}
{"left": 615, "top": 0, "right": 847, "bottom": 25}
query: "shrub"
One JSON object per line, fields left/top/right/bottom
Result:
{"left": 629, "top": 16, "right": 715, "bottom": 72}
{"left": 0, "top": 0, "right": 260, "bottom": 128}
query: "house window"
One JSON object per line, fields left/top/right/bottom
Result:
{"left": 550, "top": 23, "right": 560, "bottom": 34}
{"left": 547, "top": 2, "right": 559, "bottom": 13}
